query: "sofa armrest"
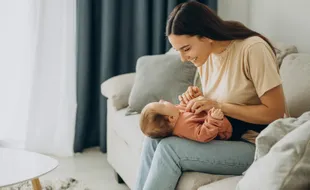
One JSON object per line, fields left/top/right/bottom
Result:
{"left": 101, "top": 72, "right": 136, "bottom": 110}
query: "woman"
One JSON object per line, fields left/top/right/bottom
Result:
{"left": 134, "top": 1, "right": 286, "bottom": 190}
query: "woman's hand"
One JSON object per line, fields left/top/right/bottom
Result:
{"left": 186, "top": 96, "right": 219, "bottom": 114}
{"left": 178, "top": 86, "right": 202, "bottom": 104}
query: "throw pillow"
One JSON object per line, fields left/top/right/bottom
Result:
{"left": 236, "top": 112, "right": 310, "bottom": 190}
{"left": 126, "top": 54, "right": 197, "bottom": 115}
{"left": 165, "top": 47, "right": 179, "bottom": 55}
{"left": 280, "top": 53, "right": 310, "bottom": 117}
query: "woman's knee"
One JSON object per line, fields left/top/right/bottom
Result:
{"left": 150, "top": 136, "right": 188, "bottom": 159}
{"left": 155, "top": 137, "right": 181, "bottom": 155}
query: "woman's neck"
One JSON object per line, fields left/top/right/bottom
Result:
{"left": 212, "top": 40, "right": 233, "bottom": 54}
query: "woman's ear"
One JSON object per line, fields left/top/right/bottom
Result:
{"left": 200, "top": 36, "right": 213, "bottom": 44}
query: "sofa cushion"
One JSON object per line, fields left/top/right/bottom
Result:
{"left": 165, "top": 48, "right": 179, "bottom": 55}
{"left": 280, "top": 53, "right": 310, "bottom": 117}
{"left": 198, "top": 176, "right": 242, "bottom": 190}
{"left": 127, "top": 54, "right": 196, "bottom": 115}
{"left": 176, "top": 172, "right": 234, "bottom": 190}
{"left": 236, "top": 112, "right": 310, "bottom": 190}
{"left": 101, "top": 73, "right": 135, "bottom": 110}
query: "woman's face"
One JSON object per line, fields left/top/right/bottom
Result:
{"left": 168, "top": 34, "right": 213, "bottom": 67}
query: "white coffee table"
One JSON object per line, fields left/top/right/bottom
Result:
{"left": 0, "top": 147, "right": 58, "bottom": 190}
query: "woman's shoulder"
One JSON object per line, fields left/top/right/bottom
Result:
{"left": 233, "top": 36, "right": 274, "bottom": 58}
{"left": 236, "top": 36, "right": 270, "bottom": 50}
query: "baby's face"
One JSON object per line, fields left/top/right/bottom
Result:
{"left": 146, "top": 100, "right": 180, "bottom": 125}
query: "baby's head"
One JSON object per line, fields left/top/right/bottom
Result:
{"left": 140, "top": 100, "right": 180, "bottom": 138}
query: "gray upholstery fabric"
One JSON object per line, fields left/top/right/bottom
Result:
{"left": 101, "top": 73, "right": 135, "bottom": 110}
{"left": 127, "top": 54, "right": 196, "bottom": 115}
{"left": 280, "top": 53, "right": 310, "bottom": 117}
{"left": 165, "top": 48, "right": 179, "bottom": 55}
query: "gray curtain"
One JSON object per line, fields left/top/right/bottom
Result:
{"left": 74, "top": 0, "right": 217, "bottom": 153}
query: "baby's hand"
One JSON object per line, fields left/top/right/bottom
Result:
{"left": 178, "top": 86, "right": 202, "bottom": 104}
{"left": 179, "top": 99, "right": 187, "bottom": 106}
{"left": 210, "top": 107, "right": 224, "bottom": 120}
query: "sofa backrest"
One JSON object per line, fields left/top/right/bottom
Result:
{"left": 280, "top": 53, "right": 310, "bottom": 117}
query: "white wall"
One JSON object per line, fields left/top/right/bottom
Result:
{"left": 218, "top": 0, "right": 310, "bottom": 53}
{"left": 218, "top": 0, "right": 250, "bottom": 26}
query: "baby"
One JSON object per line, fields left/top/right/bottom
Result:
{"left": 139, "top": 98, "right": 233, "bottom": 142}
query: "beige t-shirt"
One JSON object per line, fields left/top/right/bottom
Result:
{"left": 198, "top": 36, "right": 282, "bottom": 143}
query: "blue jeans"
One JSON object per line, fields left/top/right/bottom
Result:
{"left": 134, "top": 136, "right": 255, "bottom": 190}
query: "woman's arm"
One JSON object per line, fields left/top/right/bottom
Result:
{"left": 222, "top": 41, "right": 286, "bottom": 125}
{"left": 221, "top": 85, "right": 286, "bottom": 124}
{"left": 186, "top": 85, "right": 286, "bottom": 125}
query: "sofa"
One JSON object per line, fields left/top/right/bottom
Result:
{"left": 101, "top": 43, "right": 310, "bottom": 189}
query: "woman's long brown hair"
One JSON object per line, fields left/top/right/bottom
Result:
{"left": 166, "top": 1, "right": 275, "bottom": 54}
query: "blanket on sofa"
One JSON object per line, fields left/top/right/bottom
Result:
{"left": 254, "top": 111, "right": 310, "bottom": 160}
{"left": 236, "top": 111, "right": 310, "bottom": 190}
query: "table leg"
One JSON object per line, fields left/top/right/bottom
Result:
{"left": 31, "top": 178, "right": 42, "bottom": 190}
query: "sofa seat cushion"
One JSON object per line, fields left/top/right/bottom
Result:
{"left": 110, "top": 107, "right": 144, "bottom": 154}
{"left": 176, "top": 172, "right": 235, "bottom": 190}
{"left": 198, "top": 176, "right": 243, "bottom": 190}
